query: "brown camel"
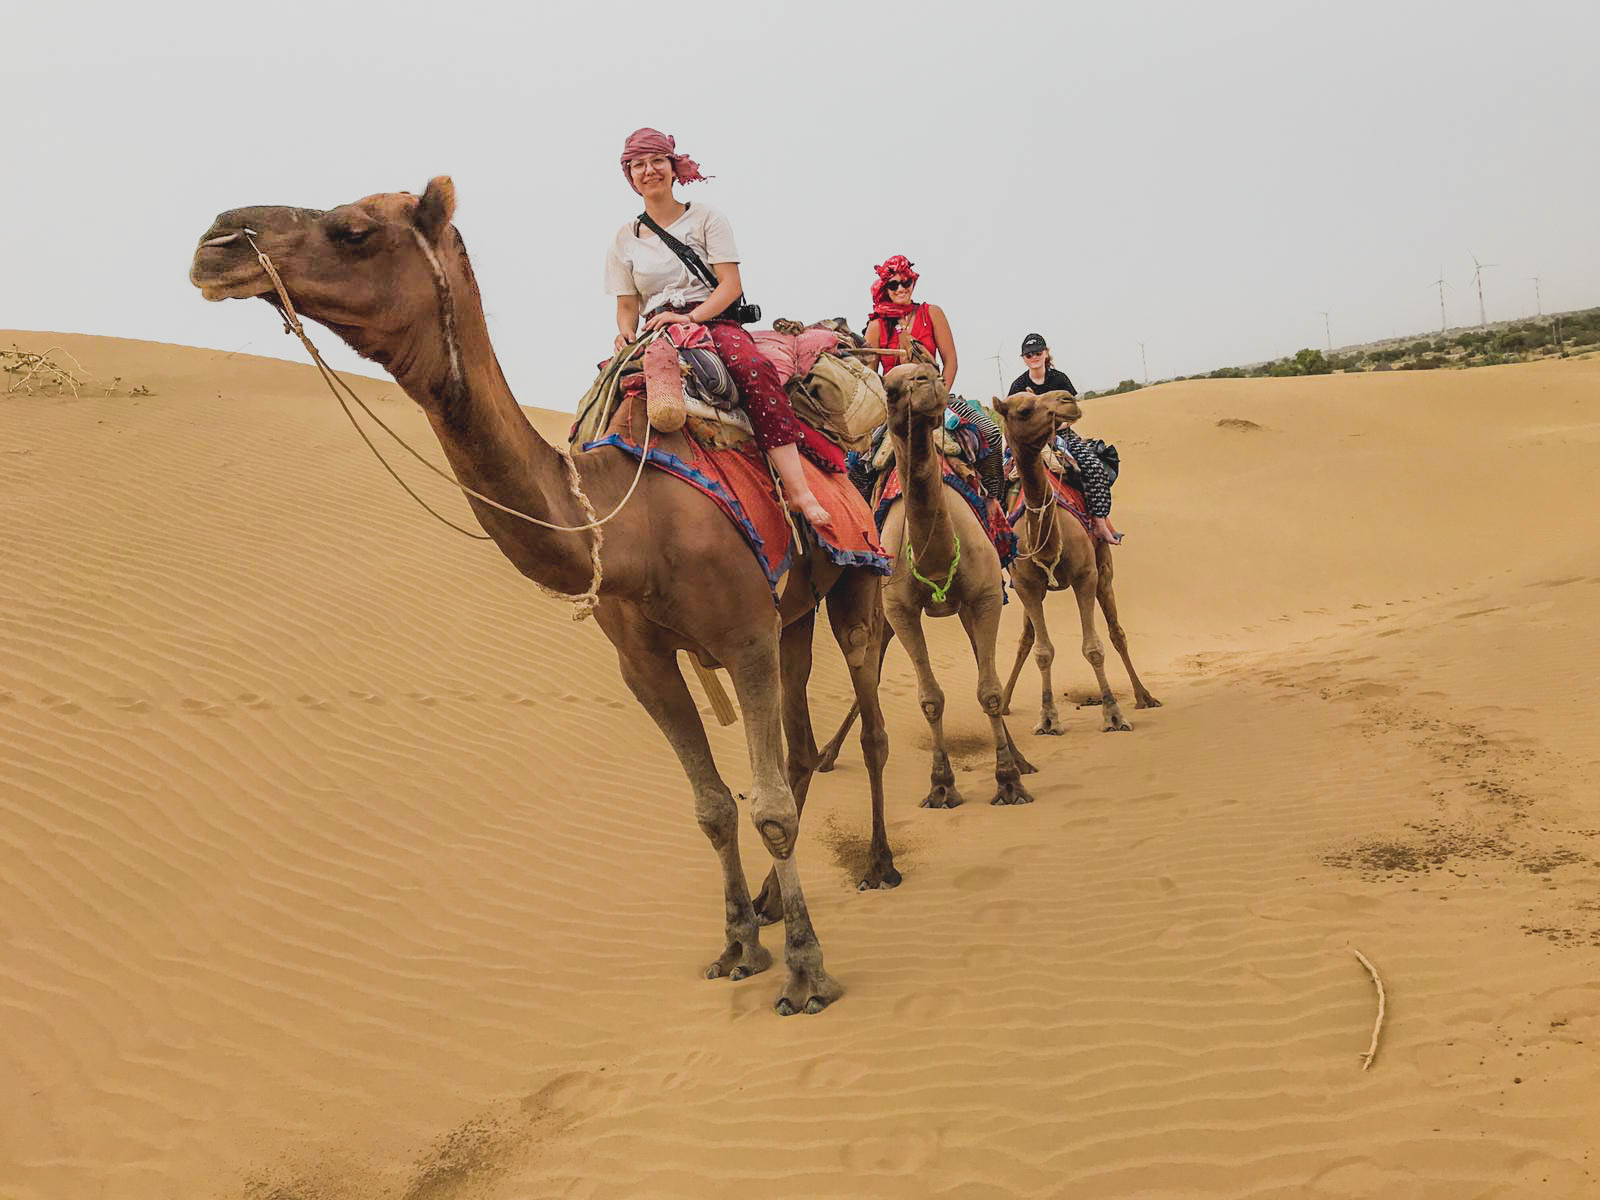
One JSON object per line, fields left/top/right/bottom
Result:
{"left": 188, "top": 177, "right": 901, "bottom": 1016}
{"left": 994, "top": 389, "right": 1160, "bottom": 733}
{"left": 876, "top": 363, "right": 1034, "bottom": 807}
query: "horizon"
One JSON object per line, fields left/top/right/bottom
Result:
{"left": 4, "top": 0, "right": 1596, "bottom": 407}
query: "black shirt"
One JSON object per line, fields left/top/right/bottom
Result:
{"left": 1008, "top": 366, "right": 1077, "bottom": 397}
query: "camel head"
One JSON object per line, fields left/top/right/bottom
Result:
{"left": 993, "top": 389, "right": 1082, "bottom": 451}
{"left": 883, "top": 362, "right": 949, "bottom": 440}
{"left": 189, "top": 177, "right": 466, "bottom": 380}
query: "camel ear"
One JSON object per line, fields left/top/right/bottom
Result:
{"left": 416, "top": 176, "right": 457, "bottom": 244}
{"left": 993, "top": 394, "right": 1013, "bottom": 417}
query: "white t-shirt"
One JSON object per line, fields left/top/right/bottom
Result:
{"left": 603, "top": 203, "right": 740, "bottom": 316}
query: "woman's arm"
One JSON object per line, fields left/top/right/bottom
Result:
{"left": 865, "top": 318, "right": 889, "bottom": 371}
{"left": 643, "top": 262, "right": 744, "bottom": 330}
{"left": 929, "top": 304, "right": 958, "bottom": 389}
{"left": 614, "top": 295, "right": 641, "bottom": 354}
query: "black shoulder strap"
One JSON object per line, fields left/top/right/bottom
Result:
{"left": 635, "top": 205, "right": 719, "bottom": 290}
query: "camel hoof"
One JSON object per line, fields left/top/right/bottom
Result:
{"left": 816, "top": 745, "right": 842, "bottom": 773}
{"left": 1034, "top": 718, "right": 1065, "bottom": 736}
{"left": 991, "top": 782, "right": 1035, "bottom": 806}
{"left": 706, "top": 942, "right": 772, "bottom": 981}
{"left": 1104, "top": 718, "right": 1132, "bottom": 733}
{"left": 920, "top": 785, "right": 964, "bottom": 809}
{"left": 775, "top": 997, "right": 798, "bottom": 1016}
{"left": 1136, "top": 695, "right": 1162, "bottom": 709}
{"left": 751, "top": 874, "right": 783, "bottom": 926}
{"left": 858, "top": 862, "right": 903, "bottom": 891}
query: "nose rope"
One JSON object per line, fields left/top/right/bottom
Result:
{"left": 241, "top": 231, "right": 659, "bottom": 620}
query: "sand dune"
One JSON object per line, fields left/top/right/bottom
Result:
{"left": 3, "top": 331, "right": 1598, "bottom": 1198}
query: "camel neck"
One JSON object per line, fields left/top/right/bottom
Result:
{"left": 389, "top": 250, "right": 599, "bottom": 597}
{"left": 1012, "top": 439, "right": 1054, "bottom": 510}
{"left": 895, "top": 416, "right": 957, "bottom": 570}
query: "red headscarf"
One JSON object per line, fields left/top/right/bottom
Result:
{"left": 620, "top": 128, "right": 710, "bottom": 194}
{"left": 870, "top": 255, "right": 920, "bottom": 322}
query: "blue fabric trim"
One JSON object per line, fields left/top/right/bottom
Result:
{"left": 583, "top": 435, "right": 892, "bottom": 602}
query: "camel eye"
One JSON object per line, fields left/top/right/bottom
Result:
{"left": 329, "top": 224, "right": 375, "bottom": 247}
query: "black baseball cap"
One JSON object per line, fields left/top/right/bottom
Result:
{"left": 1020, "top": 333, "right": 1047, "bottom": 355}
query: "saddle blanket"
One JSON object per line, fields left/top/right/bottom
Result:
{"left": 584, "top": 398, "right": 891, "bottom": 604}
{"left": 875, "top": 458, "right": 1019, "bottom": 569}
{"left": 1006, "top": 473, "right": 1095, "bottom": 538}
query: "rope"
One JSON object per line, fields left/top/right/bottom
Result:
{"left": 905, "top": 532, "right": 961, "bottom": 603}
{"left": 1013, "top": 483, "right": 1064, "bottom": 588}
{"left": 244, "top": 232, "right": 659, "bottom": 620}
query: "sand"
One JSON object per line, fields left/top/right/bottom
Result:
{"left": 3, "top": 331, "right": 1598, "bottom": 1198}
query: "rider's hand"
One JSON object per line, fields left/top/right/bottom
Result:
{"left": 614, "top": 332, "right": 631, "bottom": 355}
{"left": 644, "top": 310, "right": 693, "bottom": 332}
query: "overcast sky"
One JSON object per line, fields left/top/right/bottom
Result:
{"left": 4, "top": 0, "right": 1596, "bottom": 403}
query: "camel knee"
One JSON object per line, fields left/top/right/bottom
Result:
{"left": 979, "top": 688, "right": 1005, "bottom": 718}
{"left": 1082, "top": 637, "right": 1106, "bottom": 669}
{"left": 919, "top": 691, "right": 945, "bottom": 723}
{"left": 695, "top": 787, "right": 739, "bottom": 849}
{"left": 748, "top": 789, "right": 799, "bottom": 860}
{"left": 1032, "top": 641, "right": 1055, "bottom": 670}
{"left": 859, "top": 722, "right": 889, "bottom": 772}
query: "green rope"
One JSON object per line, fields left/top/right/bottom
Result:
{"left": 905, "top": 533, "right": 961, "bottom": 603}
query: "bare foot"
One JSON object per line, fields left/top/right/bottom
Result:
{"left": 1093, "top": 517, "right": 1123, "bottom": 545}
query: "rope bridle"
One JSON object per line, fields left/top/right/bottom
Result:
{"left": 242, "top": 228, "right": 657, "bottom": 621}
{"left": 1013, "top": 475, "right": 1065, "bottom": 589}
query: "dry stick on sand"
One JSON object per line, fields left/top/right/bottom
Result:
{"left": 1353, "top": 948, "right": 1386, "bottom": 1070}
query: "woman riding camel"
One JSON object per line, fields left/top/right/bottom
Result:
{"left": 863, "top": 257, "right": 1003, "bottom": 499}
{"left": 604, "top": 127, "right": 833, "bottom": 528}
{"left": 1008, "top": 331, "right": 1122, "bottom": 545}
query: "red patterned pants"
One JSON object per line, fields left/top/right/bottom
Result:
{"left": 703, "top": 320, "right": 803, "bottom": 452}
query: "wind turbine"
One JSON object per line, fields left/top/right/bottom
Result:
{"left": 1530, "top": 275, "right": 1543, "bottom": 317}
{"left": 1468, "top": 253, "right": 1496, "bottom": 328}
{"left": 1318, "top": 311, "right": 1332, "bottom": 355}
{"left": 986, "top": 344, "right": 1005, "bottom": 395}
{"left": 1138, "top": 341, "right": 1148, "bottom": 384}
{"left": 1430, "top": 268, "right": 1448, "bottom": 333}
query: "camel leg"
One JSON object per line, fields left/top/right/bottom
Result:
{"left": 826, "top": 569, "right": 898, "bottom": 891}
{"left": 752, "top": 611, "right": 822, "bottom": 927}
{"left": 957, "top": 598, "right": 1035, "bottom": 806}
{"left": 616, "top": 645, "right": 772, "bottom": 984}
{"left": 1000, "top": 609, "right": 1035, "bottom": 717}
{"left": 724, "top": 635, "right": 842, "bottom": 1016}
{"left": 1095, "top": 543, "right": 1161, "bottom": 709}
{"left": 816, "top": 623, "right": 893, "bottom": 772}
{"left": 1010, "top": 572, "right": 1064, "bottom": 736}
{"left": 1068, "top": 563, "right": 1131, "bottom": 732}
{"left": 887, "top": 604, "right": 964, "bottom": 809}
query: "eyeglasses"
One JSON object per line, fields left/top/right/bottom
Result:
{"left": 886, "top": 279, "right": 914, "bottom": 291}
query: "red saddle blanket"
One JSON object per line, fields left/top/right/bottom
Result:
{"left": 582, "top": 398, "right": 891, "bottom": 604}
{"left": 876, "top": 459, "right": 1019, "bottom": 568}
{"left": 1005, "top": 472, "right": 1095, "bottom": 537}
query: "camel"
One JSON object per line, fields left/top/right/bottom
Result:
{"left": 876, "top": 363, "right": 1034, "bottom": 808}
{"left": 993, "top": 389, "right": 1160, "bottom": 734}
{"left": 187, "top": 177, "right": 901, "bottom": 1016}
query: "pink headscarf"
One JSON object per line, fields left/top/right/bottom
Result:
{"left": 870, "top": 254, "right": 921, "bottom": 320}
{"left": 620, "top": 128, "right": 709, "bottom": 194}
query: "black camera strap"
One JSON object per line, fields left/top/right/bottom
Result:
{"left": 634, "top": 205, "right": 756, "bottom": 322}
{"left": 635, "top": 206, "right": 720, "bottom": 290}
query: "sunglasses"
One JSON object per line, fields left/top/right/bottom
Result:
{"left": 1023, "top": 348, "right": 1048, "bottom": 358}
{"left": 886, "top": 278, "right": 914, "bottom": 290}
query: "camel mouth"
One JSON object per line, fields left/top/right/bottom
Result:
{"left": 190, "top": 236, "right": 272, "bottom": 302}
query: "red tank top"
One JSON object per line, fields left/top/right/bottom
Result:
{"left": 873, "top": 304, "right": 937, "bottom": 374}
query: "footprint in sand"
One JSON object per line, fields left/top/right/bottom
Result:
{"left": 109, "top": 695, "right": 150, "bottom": 713}
{"left": 297, "top": 694, "right": 334, "bottom": 711}
{"left": 798, "top": 1057, "right": 868, "bottom": 1090}
{"left": 953, "top": 865, "right": 1013, "bottom": 892}
{"left": 521, "top": 1069, "right": 625, "bottom": 1125}
{"left": 237, "top": 692, "right": 272, "bottom": 709}
{"left": 842, "top": 1129, "right": 941, "bottom": 1173}
{"left": 1156, "top": 876, "right": 1179, "bottom": 894}
{"left": 891, "top": 992, "right": 960, "bottom": 1022}
{"left": 180, "top": 698, "right": 226, "bottom": 717}
{"left": 40, "top": 694, "right": 82, "bottom": 715}
{"left": 0, "top": 691, "right": 13, "bottom": 705}
{"left": 345, "top": 690, "right": 383, "bottom": 705}
{"left": 406, "top": 692, "right": 438, "bottom": 707}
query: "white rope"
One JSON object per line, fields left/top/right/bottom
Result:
{"left": 243, "top": 231, "right": 658, "bottom": 620}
